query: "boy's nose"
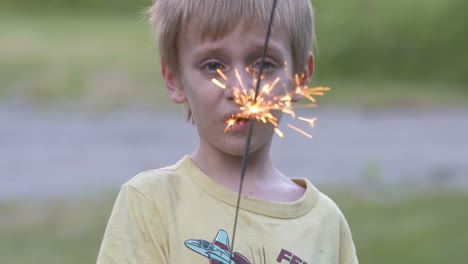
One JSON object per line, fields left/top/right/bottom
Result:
{"left": 224, "top": 68, "right": 254, "bottom": 99}
{"left": 223, "top": 84, "right": 235, "bottom": 99}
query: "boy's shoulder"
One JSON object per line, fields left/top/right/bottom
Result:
{"left": 313, "top": 190, "right": 350, "bottom": 224}
{"left": 319, "top": 191, "right": 343, "bottom": 212}
{"left": 123, "top": 156, "right": 191, "bottom": 199}
{"left": 127, "top": 163, "right": 179, "bottom": 185}
{"left": 292, "top": 178, "right": 343, "bottom": 214}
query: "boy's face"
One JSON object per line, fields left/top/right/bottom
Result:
{"left": 163, "top": 19, "right": 307, "bottom": 156}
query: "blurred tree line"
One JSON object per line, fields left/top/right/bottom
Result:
{"left": 2, "top": 0, "right": 467, "bottom": 84}
{"left": 314, "top": 0, "right": 468, "bottom": 84}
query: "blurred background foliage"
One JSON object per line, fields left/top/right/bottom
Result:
{"left": 1, "top": 0, "right": 467, "bottom": 107}
{"left": 315, "top": 0, "right": 468, "bottom": 83}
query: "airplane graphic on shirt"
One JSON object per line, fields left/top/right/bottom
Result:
{"left": 184, "top": 229, "right": 252, "bottom": 264}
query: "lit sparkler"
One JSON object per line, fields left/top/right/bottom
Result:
{"left": 212, "top": 68, "right": 330, "bottom": 139}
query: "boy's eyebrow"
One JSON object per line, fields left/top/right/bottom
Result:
{"left": 192, "top": 46, "right": 227, "bottom": 60}
{"left": 249, "top": 41, "right": 286, "bottom": 59}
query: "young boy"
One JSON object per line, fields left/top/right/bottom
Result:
{"left": 97, "top": 0, "right": 358, "bottom": 263}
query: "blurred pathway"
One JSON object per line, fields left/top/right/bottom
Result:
{"left": 1, "top": 104, "right": 467, "bottom": 199}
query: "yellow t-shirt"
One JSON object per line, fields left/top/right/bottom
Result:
{"left": 97, "top": 156, "right": 358, "bottom": 264}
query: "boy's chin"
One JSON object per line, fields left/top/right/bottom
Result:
{"left": 217, "top": 140, "right": 269, "bottom": 157}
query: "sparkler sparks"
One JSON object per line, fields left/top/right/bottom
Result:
{"left": 212, "top": 68, "right": 330, "bottom": 139}
{"left": 216, "top": 69, "right": 228, "bottom": 81}
{"left": 287, "top": 124, "right": 313, "bottom": 139}
{"left": 212, "top": 78, "right": 227, "bottom": 90}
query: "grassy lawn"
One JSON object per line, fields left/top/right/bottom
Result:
{"left": 0, "top": 197, "right": 113, "bottom": 264}
{"left": 1, "top": 190, "right": 467, "bottom": 264}
{"left": 332, "top": 190, "right": 468, "bottom": 263}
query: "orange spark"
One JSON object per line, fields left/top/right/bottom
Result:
{"left": 212, "top": 78, "right": 226, "bottom": 89}
{"left": 250, "top": 104, "right": 259, "bottom": 113}
{"left": 224, "top": 119, "right": 236, "bottom": 132}
{"left": 302, "top": 86, "right": 331, "bottom": 102}
{"left": 216, "top": 69, "right": 227, "bottom": 80}
{"left": 274, "top": 127, "right": 284, "bottom": 138}
{"left": 269, "top": 119, "right": 279, "bottom": 127}
{"left": 293, "top": 103, "right": 319, "bottom": 108}
{"left": 298, "top": 117, "right": 317, "bottom": 128}
{"left": 287, "top": 124, "right": 313, "bottom": 139}
{"left": 234, "top": 69, "right": 247, "bottom": 94}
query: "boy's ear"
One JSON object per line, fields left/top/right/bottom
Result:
{"left": 291, "top": 54, "right": 314, "bottom": 102}
{"left": 161, "top": 62, "right": 186, "bottom": 104}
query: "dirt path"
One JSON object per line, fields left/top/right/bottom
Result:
{"left": 1, "top": 104, "right": 467, "bottom": 199}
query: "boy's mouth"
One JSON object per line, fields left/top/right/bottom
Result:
{"left": 224, "top": 115, "right": 249, "bottom": 124}
{"left": 223, "top": 111, "right": 252, "bottom": 132}
{"left": 224, "top": 118, "right": 250, "bottom": 133}
{"left": 223, "top": 112, "right": 251, "bottom": 124}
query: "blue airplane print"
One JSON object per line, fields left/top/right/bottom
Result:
{"left": 185, "top": 229, "right": 252, "bottom": 264}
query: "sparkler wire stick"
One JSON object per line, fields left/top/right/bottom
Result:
{"left": 229, "top": 0, "right": 279, "bottom": 259}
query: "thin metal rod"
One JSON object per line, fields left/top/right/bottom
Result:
{"left": 229, "top": 0, "right": 278, "bottom": 259}
{"left": 253, "top": 0, "right": 278, "bottom": 102}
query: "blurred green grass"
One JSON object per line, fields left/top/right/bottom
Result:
{"left": 335, "top": 190, "right": 468, "bottom": 263}
{"left": 1, "top": 190, "right": 467, "bottom": 263}
{"left": 1, "top": 0, "right": 467, "bottom": 108}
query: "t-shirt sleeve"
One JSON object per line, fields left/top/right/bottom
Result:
{"left": 339, "top": 212, "right": 358, "bottom": 264}
{"left": 97, "top": 183, "right": 168, "bottom": 264}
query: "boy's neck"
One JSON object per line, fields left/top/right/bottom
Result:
{"left": 190, "top": 145, "right": 305, "bottom": 202}
{"left": 191, "top": 143, "right": 273, "bottom": 183}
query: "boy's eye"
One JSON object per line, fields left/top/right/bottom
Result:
{"left": 253, "top": 61, "right": 274, "bottom": 71}
{"left": 204, "top": 62, "right": 224, "bottom": 72}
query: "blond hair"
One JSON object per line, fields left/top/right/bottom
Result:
{"left": 147, "top": 0, "right": 315, "bottom": 75}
